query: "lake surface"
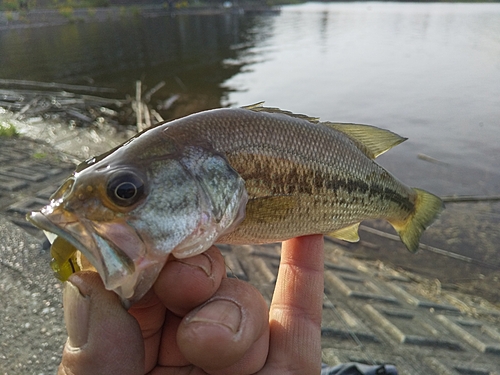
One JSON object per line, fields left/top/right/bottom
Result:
{"left": 1, "top": 3, "right": 499, "bottom": 194}
{"left": 1, "top": 2, "right": 500, "bottom": 291}
{"left": 225, "top": 2, "right": 500, "bottom": 196}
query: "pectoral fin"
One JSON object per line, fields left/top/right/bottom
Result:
{"left": 245, "top": 195, "right": 299, "bottom": 224}
{"left": 328, "top": 223, "right": 360, "bottom": 242}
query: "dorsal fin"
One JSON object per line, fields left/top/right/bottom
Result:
{"left": 323, "top": 122, "right": 407, "bottom": 159}
{"left": 241, "top": 103, "right": 405, "bottom": 159}
{"left": 242, "top": 102, "right": 320, "bottom": 123}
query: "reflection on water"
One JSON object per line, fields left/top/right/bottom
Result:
{"left": 2, "top": 3, "right": 498, "bottom": 193}
{"left": 1, "top": 2, "right": 500, "bottom": 299}
{"left": 225, "top": 2, "right": 500, "bottom": 196}
{"left": 221, "top": 2, "right": 500, "bottom": 300}
{"left": 0, "top": 12, "right": 273, "bottom": 117}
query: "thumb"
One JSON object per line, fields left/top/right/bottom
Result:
{"left": 58, "top": 272, "right": 144, "bottom": 375}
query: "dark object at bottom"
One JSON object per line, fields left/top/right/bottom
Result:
{"left": 321, "top": 362, "right": 398, "bottom": 375}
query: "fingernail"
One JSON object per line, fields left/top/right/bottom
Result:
{"left": 178, "top": 253, "right": 212, "bottom": 277}
{"left": 63, "top": 281, "right": 90, "bottom": 349}
{"left": 187, "top": 300, "right": 242, "bottom": 333}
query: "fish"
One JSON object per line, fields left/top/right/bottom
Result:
{"left": 27, "top": 103, "right": 444, "bottom": 305}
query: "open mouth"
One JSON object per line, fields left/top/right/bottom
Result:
{"left": 27, "top": 209, "right": 158, "bottom": 306}
{"left": 27, "top": 211, "right": 97, "bottom": 281}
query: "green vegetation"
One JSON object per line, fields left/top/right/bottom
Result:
{"left": 4, "top": 10, "right": 14, "bottom": 20}
{"left": 88, "top": 0, "right": 109, "bottom": 6}
{"left": 1, "top": 0, "right": 499, "bottom": 11}
{"left": 53, "top": 0, "right": 110, "bottom": 21}
{"left": 58, "top": 5, "right": 74, "bottom": 18}
{"left": 0, "top": 0, "right": 36, "bottom": 11}
{"left": 51, "top": 0, "right": 109, "bottom": 8}
{"left": 130, "top": 5, "right": 140, "bottom": 16}
{"left": 0, "top": 0, "right": 108, "bottom": 13}
{"left": 0, "top": 0, "right": 19, "bottom": 11}
{"left": 32, "top": 152, "right": 47, "bottom": 159}
{"left": 0, "top": 122, "right": 19, "bottom": 137}
{"left": 266, "top": 0, "right": 305, "bottom": 5}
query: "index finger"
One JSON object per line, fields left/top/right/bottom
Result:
{"left": 267, "top": 234, "right": 324, "bottom": 373}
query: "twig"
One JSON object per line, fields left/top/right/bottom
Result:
{"left": 441, "top": 195, "right": 500, "bottom": 203}
{"left": 13, "top": 97, "right": 39, "bottom": 120}
{"left": 174, "top": 76, "right": 187, "bottom": 91}
{"left": 143, "top": 102, "right": 151, "bottom": 129}
{"left": 1, "top": 88, "right": 124, "bottom": 107}
{"left": 150, "top": 109, "right": 164, "bottom": 123}
{"left": 99, "top": 107, "right": 118, "bottom": 117}
{"left": 135, "top": 80, "right": 143, "bottom": 132}
{"left": 143, "top": 81, "right": 165, "bottom": 102}
{"left": 0, "top": 78, "right": 116, "bottom": 93}
{"left": 79, "top": 94, "right": 125, "bottom": 106}
{"left": 417, "top": 153, "right": 448, "bottom": 165}
{"left": 64, "top": 108, "right": 93, "bottom": 123}
{"left": 0, "top": 101, "right": 23, "bottom": 109}
{"left": 158, "top": 94, "right": 179, "bottom": 110}
{"left": 359, "top": 225, "right": 500, "bottom": 269}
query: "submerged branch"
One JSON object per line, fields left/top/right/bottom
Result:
{"left": 359, "top": 225, "right": 499, "bottom": 270}
{"left": 441, "top": 195, "right": 500, "bottom": 203}
{"left": 1, "top": 79, "right": 174, "bottom": 128}
{"left": 0, "top": 78, "right": 116, "bottom": 93}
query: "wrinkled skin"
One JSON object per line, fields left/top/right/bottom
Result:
{"left": 57, "top": 235, "right": 324, "bottom": 375}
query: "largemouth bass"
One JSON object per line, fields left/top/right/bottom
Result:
{"left": 27, "top": 103, "right": 443, "bottom": 305}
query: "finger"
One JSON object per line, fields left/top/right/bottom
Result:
{"left": 154, "top": 246, "right": 226, "bottom": 317}
{"left": 174, "top": 278, "right": 269, "bottom": 375}
{"left": 128, "top": 289, "right": 167, "bottom": 372}
{"left": 266, "top": 234, "right": 324, "bottom": 374}
{"left": 58, "top": 271, "right": 144, "bottom": 375}
{"left": 135, "top": 246, "right": 227, "bottom": 371}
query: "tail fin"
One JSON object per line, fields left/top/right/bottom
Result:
{"left": 390, "top": 188, "right": 444, "bottom": 253}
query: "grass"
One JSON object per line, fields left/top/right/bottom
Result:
{"left": 130, "top": 5, "right": 141, "bottom": 17}
{"left": 32, "top": 152, "right": 47, "bottom": 159}
{"left": 266, "top": 0, "right": 306, "bottom": 5}
{"left": 0, "top": 122, "right": 19, "bottom": 137}
{"left": 58, "top": 6, "right": 74, "bottom": 19}
{"left": 4, "top": 11, "right": 14, "bottom": 21}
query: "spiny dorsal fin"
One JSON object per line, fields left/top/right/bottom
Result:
{"left": 328, "top": 223, "right": 360, "bottom": 243}
{"left": 242, "top": 102, "right": 320, "bottom": 123}
{"left": 323, "top": 122, "right": 407, "bottom": 159}
{"left": 241, "top": 104, "right": 405, "bottom": 158}
{"left": 241, "top": 102, "right": 265, "bottom": 110}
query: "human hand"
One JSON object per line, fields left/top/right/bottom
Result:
{"left": 57, "top": 234, "right": 324, "bottom": 374}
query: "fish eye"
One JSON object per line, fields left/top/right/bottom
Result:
{"left": 107, "top": 171, "right": 145, "bottom": 207}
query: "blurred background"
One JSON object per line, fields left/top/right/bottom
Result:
{"left": 1, "top": 0, "right": 499, "bottom": 301}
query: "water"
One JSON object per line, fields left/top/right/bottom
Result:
{"left": 0, "top": 12, "right": 261, "bottom": 113}
{"left": 1, "top": 3, "right": 500, "bottom": 290}
{"left": 1, "top": 3, "right": 499, "bottom": 195}
{"left": 224, "top": 2, "right": 500, "bottom": 198}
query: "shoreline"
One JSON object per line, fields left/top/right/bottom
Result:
{"left": 0, "top": 4, "right": 281, "bottom": 31}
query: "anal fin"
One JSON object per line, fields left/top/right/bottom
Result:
{"left": 328, "top": 223, "right": 360, "bottom": 242}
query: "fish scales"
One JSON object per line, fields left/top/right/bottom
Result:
{"left": 27, "top": 104, "right": 444, "bottom": 304}
{"left": 161, "top": 108, "right": 416, "bottom": 243}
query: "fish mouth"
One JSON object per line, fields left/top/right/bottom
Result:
{"left": 27, "top": 209, "right": 158, "bottom": 306}
{"left": 28, "top": 210, "right": 101, "bottom": 269}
